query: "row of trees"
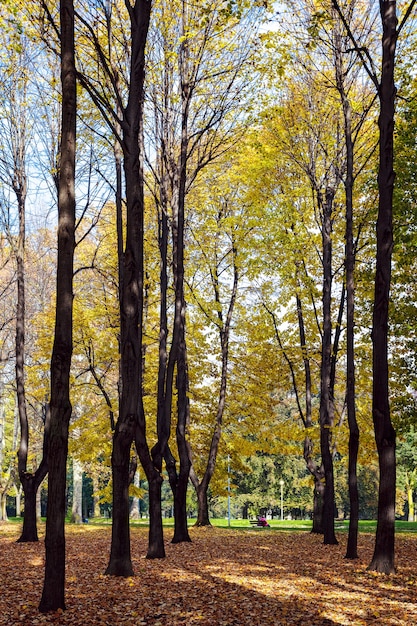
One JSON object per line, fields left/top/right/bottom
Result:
{"left": 0, "top": 0, "right": 417, "bottom": 613}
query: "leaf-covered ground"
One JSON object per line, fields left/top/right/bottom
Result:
{"left": 0, "top": 523, "right": 416, "bottom": 625}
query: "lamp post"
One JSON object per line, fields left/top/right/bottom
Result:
{"left": 227, "top": 454, "right": 231, "bottom": 527}
{"left": 279, "top": 479, "right": 284, "bottom": 521}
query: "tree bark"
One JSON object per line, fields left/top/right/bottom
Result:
{"left": 39, "top": 0, "right": 76, "bottom": 611}
{"left": 295, "top": 293, "right": 326, "bottom": 534}
{"left": 368, "top": 0, "right": 397, "bottom": 575}
{"left": 7, "top": 36, "right": 49, "bottom": 544}
{"left": 311, "top": 479, "right": 325, "bottom": 534}
{"left": 332, "top": 5, "right": 360, "bottom": 561}
{"left": 342, "top": 76, "right": 359, "bottom": 561}
{"left": 194, "top": 482, "right": 210, "bottom": 527}
{"left": 92, "top": 474, "right": 101, "bottom": 518}
{"left": 151, "top": 25, "right": 191, "bottom": 541}
{"left": 319, "top": 188, "right": 338, "bottom": 545}
{"left": 171, "top": 324, "right": 192, "bottom": 543}
{"left": 105, "top": 0, "right": 153, "bottom": 575}
{"left": 18, "top": 466, "right": 48, "bottom": 542}
{"left": 130, "top": 470, "right": 141, "bottom": 519}
{"left": 70, "top": 458, "right": 83, "bottom": 523}
{"left": 146, "top": 470, "right": 165, "bottom": 558}
{"left": 303, "top": 435, "right": 324, "bottom": 534}
{"left": 15, "top": 168, "right": 48, "bottom": 542}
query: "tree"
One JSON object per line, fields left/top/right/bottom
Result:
{"left": 0, "top": 7, "right": 49, "bottom": 541}
{"left": 264, "top": 69, "right": 345, "bottom": 543}
{"left": 333, "top": 0, "right": 417, "bottom": 574}
{"left": 390, "top": 34, "right": 417, "bottom": 436}
{"left": 39, "top": 0, "right": 76, "bottom": 612}
{"left": 145, "top": 0, "right": 264, "bottom": 535}
{"left": 367, "top": 0, "right": 398, "bottom": 575}
{"left": 306, "top": 0, "right": 377, "bottom": 555}
{"left": 72, "top": 0, "right": 164, "bottom": 565}
{"left": 333, "top": 0, "right": 417, "bottom": 573}
{"left": 331, "top": 6, "right": 361, "bottom": 559}
{"left": 105, "top": 0, "right": 155, "bottom": 573}
{"left": 396, "top": 429, "right": 417, "bottom": 521}
{"left": 186, "top": 169, "right": 241, "bottom": 525}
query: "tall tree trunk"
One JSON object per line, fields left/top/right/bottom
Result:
{"left": 312, "top": 482, "right": 325, "bottom": 534}
{"left": 334, "top": 23, "right": 360, "bottom": 558}
{"left": 19, "top": 478, "right": 39, "bottom": 538}
{"left": 194, "top": 481, "right": 210, "bottom": 527}
{"left": 190, "top": 244, "right": 238, "bottom": 526}
{"left": 105, "top": 0, "right": 153, "bottom": 575}
{"left": 70, "top": 458, "right": 83, "bottom": 523}
{"left": 164, "top": 76, "right": 191, "bottom": 542}
{"left": 368, "top": 0, "right": 397, "bottom": 574}
{"left": 406, "top": 479, "right": 414, "bottom": 522}
{"left": 319, "top": 188, "right": 338, "bottom": 546}
{"left": 295, "top": 292, "right": 325, "bottom": 534}
{"left": 130, "top": 470, "right": 141, "bottom": 519}
{"left": 303, "top": 435, "right": 324, "bottom": 534}
{"left": 171, "top": 322, "right": 191, "bottom": 543}
{"left": 9, "top": 42, "right": 48, "bottom": 544}
{"left": 14, "top": 152, "right": 48, "bottom": 543}
{"left": 92, "top": 474, "right": 101, "bottom": 518}
{"left": 147, "top": 471, "right": 165, "bottom": 558}
{"left": 331, "top": 6, "right": 360, "bottom": 561}
{"left": 0, "top": 493, "right": 7, "bottom": 521}
{"left": 36, "top": 484, "right": 42, "bottom": 521}
{"left": 39, "top": 0, "right": 76, "bottom": 612}
{"left": 18, "top": 468, "right": 48, "bottom": 542}
{"left": 152, "top": 21, "right": 193, "bottom": 543}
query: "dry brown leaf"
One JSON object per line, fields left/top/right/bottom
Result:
{"left": 0, "top": 523, "right": 416, "bottom": 625}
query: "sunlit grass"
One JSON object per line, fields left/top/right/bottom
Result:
{"left": 6, "top": 516, "right": 417, "bottom": 534}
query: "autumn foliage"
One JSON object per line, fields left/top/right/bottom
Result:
{"left": 1, "top": 523, "right": 416, "bottom": 625}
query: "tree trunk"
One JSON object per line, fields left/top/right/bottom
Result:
{"left": 407, "top": 483, "right": 414, "bottom": 522}
{"left": 332, "top": 8, "right": 360, "bottom": 561}
{"left": 92, "top": 474, "right": 101, "bottom": 518}
{"left": 0, "top": 493, "right": 7, "bottom": 521}
{"left": 39, "top": 0, "right": 76, "bottom": 613}
{"left": 343, "top": 93, "right": 360, "bottom": 560}
{"left": 19, "top": 480, "right": 38, "bottom": 540}
{"left": 303, "top": 435, "right": 324, "bottom": 534}
{"left": 152, "top": 39, "right": 190, "bottom": 541}
{"left": 11, "top": 41, "right": 48, "bottom": 544}
{"left": 130, "top": 470, "right": 141, "bottom": 520}
{"left": 16, "top": 485, "right": 22, "bottom": 517}
{"left": 311, "top": 479, "right": 325, "bottom": 534}
{"left": 170, "top": 318, "right": 191, "bottom": 544}
{"left": 36, "top": 484, "right": 42, "bottom": 522}
{"left": 171, "top": 471, "right": 191, "bottom": 543}
{"left": 190, "top": 242, "right": 239, "bottom": 526}
{"left": 368, "top": 0, "right": 397, "bottom": 575}
{"left": 105, "top": 427, "right": 134, "bottom": 575}
{"left": 105, "top": 0, "right": 153, "bottom": 575}
{"left": 320, "top": 427, "right": 337, "bottom": 544}
{"left": 319, "top": 187, "right": 338, "bottom": 546}
{"left": 195, "top": 483, "right": 211, "bottom": 527}
{"left": 17, "top": 415, "right": 49, "bottom": 542}
{"left": 17, "top": 469, "right": 47, "bottom": 542}
{"left": 147, "top": 470, "right": 165, "bottom": 559}
{"left": 70, "top": 458, "right": 83, "bottom": 524}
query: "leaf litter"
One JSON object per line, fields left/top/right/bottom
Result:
{"left": 0, "top": 523, "right": 416, "bottom": 625}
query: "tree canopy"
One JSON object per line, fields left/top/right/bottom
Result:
{"left": 0, "top": 0, "right": 417, "bottom": 611}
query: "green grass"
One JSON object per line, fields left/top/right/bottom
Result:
{"left": 178, "top": 518, "right": 417, "bottom": 533}
{"left": 6, "top": 516, "right": 417, "bottom": 534}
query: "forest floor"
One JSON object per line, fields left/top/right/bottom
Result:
{"left": 0, "top": 523, "right": 416, "bottom": 625}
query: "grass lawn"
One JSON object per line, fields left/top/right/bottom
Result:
{"left": 8, "top": 516, "right": 417, "bottom": 534}
{"left": 129, "top": 517, "right": 417, "bottom": 534}
{"left": 1, "top": 521, "right": 416, "bottom": 625}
